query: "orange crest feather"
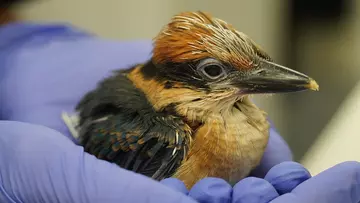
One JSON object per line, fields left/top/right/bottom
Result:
{"left": 152, "top": 11, "right": 271, "bottom": 69}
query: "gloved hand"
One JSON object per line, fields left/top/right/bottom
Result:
{"left": 229, "top": 161, "right": 360, "bottom": 203}
{"left": 0, "top": 24, "right": 326, "bottom": 202}
{"left": 1, "top": 122, "right": 360, "bottom": 203}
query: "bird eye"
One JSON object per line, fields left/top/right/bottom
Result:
{"left": 197, "top": 59, "right": 226, "bottom": 80}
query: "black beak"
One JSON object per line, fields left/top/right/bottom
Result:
{"left": 234, "top": 60, "right": 319, "bottom": 94}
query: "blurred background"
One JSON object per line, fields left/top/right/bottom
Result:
{"left": 11, "top": 0, "right": 360, "bottom": 174}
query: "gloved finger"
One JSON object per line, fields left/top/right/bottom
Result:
{"left": 0, "top": 121, "right": 196, "bottom": 203}
{"left": 271, "top": 161, "right": 360, "bottom": 203}
{"left": 232, "top": 177, "right": 279, "bottom": 203}
{"left": 188, "top": 177, "right": 232, "bottom": 203}
{"left": 250, "top": 122, "right": 293, "bottom": 178}
{"left": 264, "top": 161, "right": 311, "bottom": 194}
{"left": 160, "top": 178, "right": 189, "bottom": 195}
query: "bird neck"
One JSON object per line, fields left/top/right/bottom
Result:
{"left": 172, "top": 97, "right": 270, "bottom": 189}
{"left": 177, "top": 95, "right": 269, "bottom": 133}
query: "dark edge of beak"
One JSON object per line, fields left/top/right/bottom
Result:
{"left": 234, "top": 60, "right": 319, "bottom": 94}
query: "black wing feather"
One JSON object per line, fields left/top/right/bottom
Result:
{"left": 75, "top": 68, "right": 190, "bottom": 180}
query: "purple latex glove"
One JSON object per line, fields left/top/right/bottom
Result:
{"left": 0, "top": 121, "right": 196, "bottom": 202}
{"left": 3, "top": 121, "right": 360, "bottom": 203}
{"left": 1, "top": 121, "right": 359, "bottom": 203}
{"left": 0, "top": 23, "right": 292, "bottom": 202}
{"left": 184, "top": 161, "right": 360, "bottom": 203}
{"left": 230, "top": 161, "right": 360, "bottom": 203}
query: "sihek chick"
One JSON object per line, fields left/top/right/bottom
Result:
{"left": 62, "top": 11, "right": 319, "bottom": 189}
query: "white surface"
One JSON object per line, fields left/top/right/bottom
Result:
{"left": 301, "top": 80, "right": 360, "bottom": 175}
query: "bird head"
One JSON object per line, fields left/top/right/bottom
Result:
{"left": 134, "top": 11, "right": 319, "bottom": 120}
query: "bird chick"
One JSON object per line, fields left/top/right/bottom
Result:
{"left": 62, "top": 11, "right": 319, "bottom": 189}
